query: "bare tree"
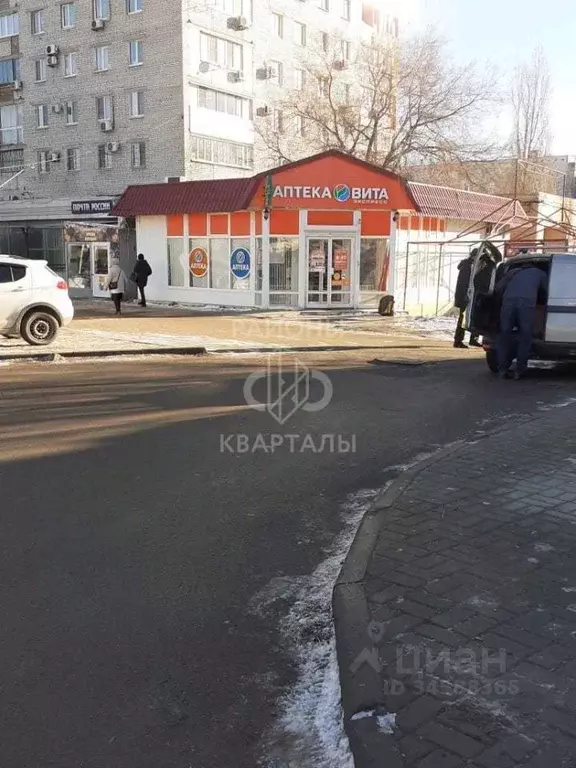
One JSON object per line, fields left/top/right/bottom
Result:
{"left": 255, "top": 31, "right": 497, "bottom": 172}
{"left": 511, "top": 47, "right": 552, "bottom": 160}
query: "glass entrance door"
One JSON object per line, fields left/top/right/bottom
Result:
{"left": 92, "top": 243, "right": 111, "bottom": 298}
{"left": 306, "top": 237, "right": 353, "bottom": 307}
{"left": 66, "top": 243, "right": 92, "bottom": 297}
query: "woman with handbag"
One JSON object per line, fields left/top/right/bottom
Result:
{"left": 104, "top": 257, "right": 128, "bottom": 315}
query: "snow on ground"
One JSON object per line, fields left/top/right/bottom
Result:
{"left": 395, "top": 315, "right": 457, "bottom": 340}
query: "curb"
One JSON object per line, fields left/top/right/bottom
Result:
{"left": 210, "top": 344, "right": 431, "bottom": 355}
{"left": 0, "top": 346, "right": 207, "bottom": 362}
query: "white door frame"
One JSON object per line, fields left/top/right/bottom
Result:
{"left": 303, "top": 229, "right": 356, "bottom": 308}
{"left": 91, "top": 242, "right": 111, "bottom": 298}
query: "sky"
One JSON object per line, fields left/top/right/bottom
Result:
{"left": 399, "top": 0, "right": 576, "bottom": 156}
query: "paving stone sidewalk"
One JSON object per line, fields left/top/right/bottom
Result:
{"left": 343, "top": 405, "right": 576, "bottom": 768}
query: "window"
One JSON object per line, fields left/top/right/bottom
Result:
{"left": 272, "top": 13, "right": 283, "bottom": 38}
{"left": 63, "top": 52, "right": 78, "bottom": 77}
{"left": 342, "top": 40, "right": 351, "bottom": 60}
{"left": 270, "top": 61, "right": 283, "bottom": 86}
{"left": 131, "top": 141, "right": 146, "bottom": 167}
{"left": 126, "top": 0, "right": 142, "bottom": 12}
{"left": 360, "top": 239, "right": 389, "bottom": 291}
{"left": 344, "top": 83, "right": 351, "bottom": 103}
{"left": 321, "top": 31, "right": 329, "bottom": 52}
{"left": 273, "top": 109, "right": 283, "bottom": 134}
{"left": 294, "top": 21, "right": 306, "bottom": 46}
{"left": 35, "top": 58, "right": 47, "bottom": 82}
{"left": 197, "top": 87, "right": 249, "bottom": 118}
{"left": 129, "top": 40, "right": 143, "bottom": 66}
{"left": 97, "top": 144, "right": 112, "bottom": 169}
{"left": 317, "top": 77, "right": 327, "bottom": 97}
{"left": 319, "top": 0, "right": 329, "bottom": 10}
{"left": 294, "top": 68, "right": 305, "bottom": 90}
{"left": 65, "top": 100, "right": 78, "bottom": 124}
{"left": 31, "top": 9, "right": 44, "bottom": 35}
{"left": 61, "top": 3, "right": 76, "bottom": 28}
{"left": 95, "top": 45, "right": 110, "bottom": 71}
{"left": 94, "top": 0, "right": 110, "bottom": 20}
{"left": 342, "top": 0, "right": 350, "bottom": 19}
{"left": 0, "top": 58, "right": 19, "bottom": 85}
{"left": 0, "top": 13, "right": 19, "bottom": 39}
{"left": 0, "top": 105, "right": 23, "bottom": 145}
{"left": 296, "top": 115, "right": 306, "bottom": 137}
{"left": 168, "top": 238, "right": 185, "bottom": 287}
{"left": 189, "top": 133, "right": 253, "bottom": 169}
{"left": 0, "top": 149, "right": 24, "bottom": 181}
{"left": 37, "top": 150, "right": 50, "bottom": 174}
{"left": 36, "top": 104, "right": 48, "bottom": 128}
{"left": 96, "top": 95, "right": 113, "bottom": 121}
{"left": 0, "top": 263, "right": 26, "bottom": 282}
{"left": 129, "top": 90, "right": 144, "bottom": 118}
{"left": 200, "top": 33, "right": 243, "bottom": 71}
{"left": 66, "top": 147, "right": 80, "bottom": 171}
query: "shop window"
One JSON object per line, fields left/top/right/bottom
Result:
{"left": 210, "top": 239, "right": 230, "bottom": 290}
{"left": 167, "top": 237, "right": 185, "bottom": 287}
{"left": 231, "top": 238, "right": 250, "bottom": 291}
{"left": 270, "top": 237, "right": 299, "bottom": 297}
{"left": 360, "top": 238, "right": 389, "bottom": 292}
{"left": 188, "top": 238, "right": 209, "bottom": 288}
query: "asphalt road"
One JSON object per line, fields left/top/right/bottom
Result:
{"left": 0, "top": 353, "right": 575, "bottom": 768}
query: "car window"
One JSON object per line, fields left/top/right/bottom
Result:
{"left": 11, "top": 265, "right": 26, "bottom": 282}
{"left": 0, "top": 263, "right": 12, "bottom": 283}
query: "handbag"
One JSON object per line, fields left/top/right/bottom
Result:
{"left": 109, "top": 280, "right": 118, "bottom": 290}
{"left": 129, "top": 271, "right": 138, "bottom": 283}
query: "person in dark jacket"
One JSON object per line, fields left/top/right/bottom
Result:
{"left": 495, "top": 263, "right": 548, "bottom": 380}
{"left": 453, "top": 253, "right": 481, "bottom": 348}
{"left": 132, "top": 253, "right": 152, "bottom": 307}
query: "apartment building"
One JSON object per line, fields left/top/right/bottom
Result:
{"left": 0, "top": 0, "right": 398, "bottom": 295}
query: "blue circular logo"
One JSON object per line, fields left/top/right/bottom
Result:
{"left": 333, "top": 184, "right": 351, "bottom": 202}
{"left": 231, "top": 247, "right": 251, "bottom": 279}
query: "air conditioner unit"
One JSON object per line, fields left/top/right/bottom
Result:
{"left": 165, "top": 176, "right": 185, "bottom": 183}
{"left": 47, "top": 55, "right": 59, "bottom": 68}
{"left": 227, "top": 15, "right": 249, "bottom": 30}
{"left": 198, "top": 61, "right": 212, "bottom": 74}
{"left": 256, "top": 66, "right": 273, "bottom": 80}
{"left": 106, "top": 141, "right": 120, "bottom": 153}
{"left": 51, "top": 103, "right": 63, "bottom": 114}
{"left": 227, "top": 70, "right": 244, "bottom": 83}
{"left": 46, "top": 44, "right": 59, "bottom": 56}
{"left": 256, "top": 106, "right": 269, "bottom": 117}
{"left": 99, "top": 119, "right": 114, "bottom": 132}
{"left": 50, "top": 152, "right": 61, "bottom": 163}
{"left": 12, "top": 80, "right": 22, "bottom": 91}
{"left": 92, "top": 18, "right": 106, "bottom": 30}
{"left": 333, "top": 59, "right": 348, "bottom": 70}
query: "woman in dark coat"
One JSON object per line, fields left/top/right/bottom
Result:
{"left": 132, "top": 253, "right": 152, "bottom": 307}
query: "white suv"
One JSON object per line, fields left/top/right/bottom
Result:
{"left": 0, "top": 256, "right": 74, "bottom": 346}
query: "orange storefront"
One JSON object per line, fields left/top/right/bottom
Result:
{"left": 113, "top": 151, "right": 423, "bottom": 309}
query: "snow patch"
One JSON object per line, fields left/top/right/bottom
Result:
{"left": 538, "top": 397, "right": 576, "bottom": 412}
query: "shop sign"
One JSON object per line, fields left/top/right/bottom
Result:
{"left": 189, "top": 247, "right": 209, "bottom": 278}
{"left": 333, "top": 248, "right": 349, "bottom": 270}
{"left": 230, "top": 247, "right": 251, "bottom": 279}
{"left": 309, "top": 248, "right": 326, "bottom": 272}
{"left": 273, "top": 184, "right": 389, "bottom": 204}
{"left": 71, "top": 200, "right": 114, "bottom": 215}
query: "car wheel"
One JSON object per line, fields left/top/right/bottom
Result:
{"left": 485, "top": 348, "right": 499, "bottom": 374}
{"left": 20, "top": 311, "right": 59, "bottom": 346}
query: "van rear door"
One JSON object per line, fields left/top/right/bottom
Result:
{"left": 465, "top": 243, "right": 503, "bottom": 336}
{"left": 544, "top": 253, "right": 576, "bottom": 343}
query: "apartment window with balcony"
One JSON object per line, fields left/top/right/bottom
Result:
{"left": 0, "top": 58, "right": 19, "bottom": 85}
{"left": 131, "top": 141, "right": 146, "bottom": 168}
{"left": 0, "top": 148, "right": 24, "bottom": 181}
{"left": 272, "top": 13, "right": 283, "bottom": 38}
{"left": 0, "top": 105, "right": 23, "bottom": 146}
{"left": 61, "top": 3, "right": 76, "bottom": 29}
{"left": 294, "top": 21, "right": 306, "bottom": 46}
{"left": 129, "top": 40, "right": 143, "bottom": 67}
{"left": 96, "top": 95, "right": 113, "bottom": 121}
{"left": 200, "top": 33, "right": 243, "bottom": 71}
{"left": 35, "top": 58, "right": 47, "bottom": 82}
{"left": 342, "top": 0, "right": 351, "bottom": 20}
{"left": 97, "top": 143, "right": 112, "bottom": 169}
{"left": 95, "top": 45, "right": 110, "bottom": 72}
{"left": 94, "top": 0, "right": 110, "bottom": 20}
{"left": 129, "top": 90, "right": 144, "bottom": 118}
{"left": 294, "top": 68, "right": 305, "bottom": 90}
{"left": 270, "top": 61, "right": 283, "bottom": 86}
{"left": 38, "top": 150, "right": 50, "bottom": 174}
{"left": 126, "top": 0, "right": 142, "bottom": 12}
{"left": 36, "top": 104, "right": 48, "bottom": 128}
{"left": 66, "top": 147, "right": 80, "bottom": 171}
{"left": 189, "top": 134, "right": 253, "bottom": 170}
{"left": 197, "top": 86, "right": 250, "bottom": 118}
{"left": 63, "top": 52, "right": 79, "bottom": 77}
{"left": 31, "top": 9, "right": 45, "bottom": 35}
{"left": 0, "top": 13, "right": 19, "bottom": 39}
{"left": 66, "top": 100, "right": 78, "bottom": 124}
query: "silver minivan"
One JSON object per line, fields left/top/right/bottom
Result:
{"left": 466, "top": 250, "right": 576, "bottom": 373}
